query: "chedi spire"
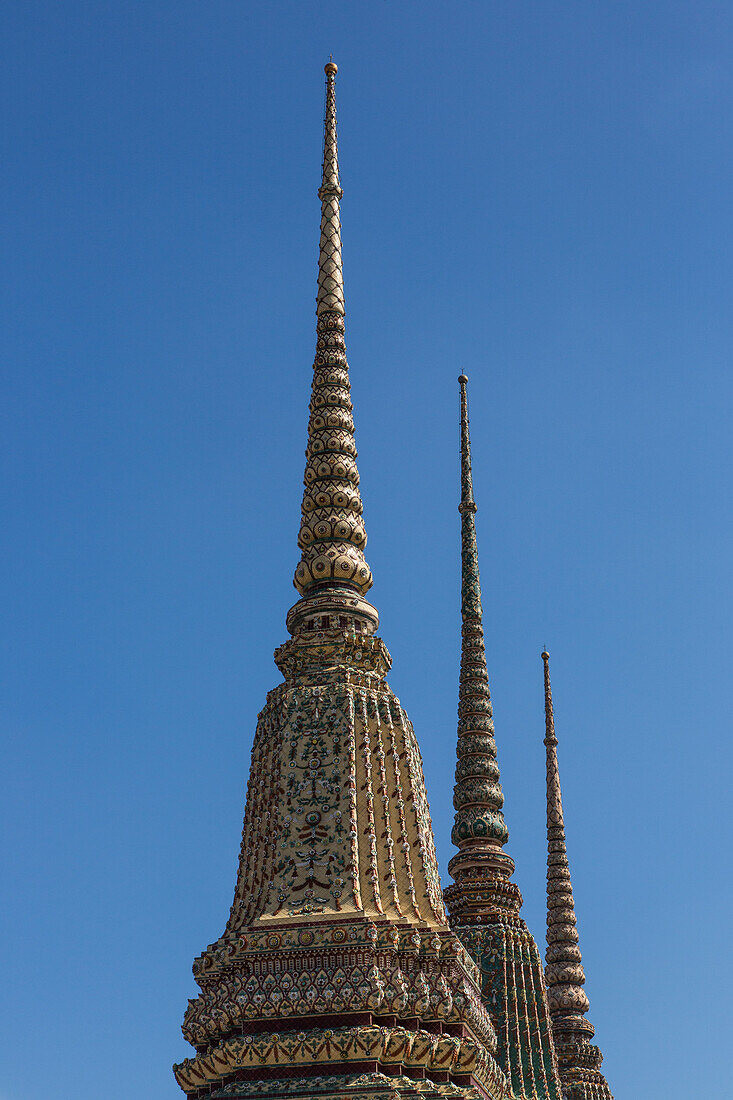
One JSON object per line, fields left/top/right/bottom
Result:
{"left": 449, "top": 375, "right": 511, "bottom": 875}
{"left": 290, "top": 62, "right": 376, "bottom": 636}
{"left": 444, "top": 378, "right": 563, "bottom": 1100}
{"left": 173, "top": 66, "right": 508, "bottom": 1100}
{"left": 542, "top": 651, "right": 613, "bottom": 1100}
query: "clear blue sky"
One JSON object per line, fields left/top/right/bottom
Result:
{"left": 2, "top": 3, "right": 731, "bottom": 1098}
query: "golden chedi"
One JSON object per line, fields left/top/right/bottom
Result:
{"left": 173, "top": 64, "right": 507, "bottom": 1100}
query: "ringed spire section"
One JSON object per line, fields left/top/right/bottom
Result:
{"left": 448, "top": 375, "right": 512, "bottom": 879}
{"left": 291, "top": 62, "right": 376, "bottom": 634}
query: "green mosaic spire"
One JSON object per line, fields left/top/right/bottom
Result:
{"left": 450, "top": 375, "right": 511, "bottom": 868}
{"left": 445, "top": 377, "right": 563, "bottom": 1100}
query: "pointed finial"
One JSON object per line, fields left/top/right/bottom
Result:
{"left": 542, "top": 649, "right": 556, "bottom": 746}
{"left": 288, "top": 65, "right": 376, "bottom": 636}
{"left": 543, "top": 651, "right": 614, "bottom": 1097}
{"left": 317, "top": 60, "right": 344, "bottom": 308}
{"left": 448, "top": 376, "right": 513, "bottom": 882}
{"left": 457, "top": 374, "right": 479, "bottom": 608}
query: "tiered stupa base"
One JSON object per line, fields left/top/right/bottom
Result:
{"left": 207, "top": 1072, "right": 496, "bottom": 1099}
{"left": 174, "top": 917, "right": 506, "bottom": 1100}
{"left": 174, "top": 627, "right": 508, "bottom": 1100}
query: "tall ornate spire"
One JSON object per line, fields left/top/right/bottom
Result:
{"left": 445, "top": 378, "right": 563, "bottom": 1100}
{"left": 449, "top": 375, "right": 513, "bottom": 880}
{"left": 542, "top": 650, "right": 613, "bottom": 1100}
{"left": 290, "top": 62, "right": 376, "bottom": 637}
{"left": 173, "top": 69, "right": 509, "bottom": 1100}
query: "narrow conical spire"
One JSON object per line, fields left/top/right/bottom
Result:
{"left": 542, "top": 651, "right": 590, "bottom": 1019}
{"left": 290, "top": 63, "right": 376, "bottom": 635}
{"left": 543, "top": 651, "right": 613, "bottom": 1100}
{"left": 445, "top": 380, "right": 563, "bottom": 1100}
{"left": 449, "top": 375, "right": 513, "bottom": 878}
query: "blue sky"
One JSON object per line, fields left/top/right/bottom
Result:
{"left": 1, "top": 3, "right": 731, "bottom": 1098}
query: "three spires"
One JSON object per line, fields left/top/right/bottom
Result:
{"left": 174, "top": 63, "right": 615, "bottom": 1100}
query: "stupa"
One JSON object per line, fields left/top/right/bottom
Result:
{"left": 173, "top": 63, "right": 507, "bottom": 1100}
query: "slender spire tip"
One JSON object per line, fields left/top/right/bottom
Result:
{"left": 448, "top": 366, "right": 512, "bottom": 877}
{"left": 288, "top": 63, "right": 376, "bottom": 633}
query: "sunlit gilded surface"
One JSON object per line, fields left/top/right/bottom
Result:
{"left": 173, "top": 65, "right": 507, "bottom": 1100}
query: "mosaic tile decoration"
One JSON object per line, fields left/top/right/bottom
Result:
{"left": 174, "top": 63, "right": 615, "bottom": 1100}
{"left": 173, "top": 64, "right": 506, "bottom": 1100}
